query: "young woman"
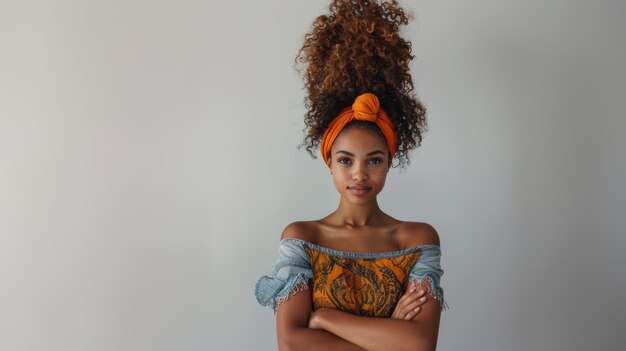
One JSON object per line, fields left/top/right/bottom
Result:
{"left": 254, "top": 1, "right": 447, "bottom": 350}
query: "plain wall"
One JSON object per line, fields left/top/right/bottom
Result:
{"left": 1, "top": 0, "right": 625, "bottom": 350}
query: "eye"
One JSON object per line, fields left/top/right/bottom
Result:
{"left": 338, "top": 157, "right": 351, "bottom": 164}
{"left": 337, "top": 158, "right": 382, "bottom": 165}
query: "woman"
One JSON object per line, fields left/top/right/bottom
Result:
{"left": 254, "top": 1, "right": 447, "bottom": 350}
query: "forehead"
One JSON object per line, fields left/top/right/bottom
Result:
{"left": 331, "top": 126, "right": 387, "bottom": 152}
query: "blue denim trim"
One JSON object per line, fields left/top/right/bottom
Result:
{"left": 254, "top": 239, "right": 314, "bottom": 312}
{"left": 407, "top": 247, "right": 448, "bottom": 311}
{"left": 280, "top": 237, "right": 441, "bottom": 259}
{"left": 254, "top": 271, "right": 313, "bottom": 313}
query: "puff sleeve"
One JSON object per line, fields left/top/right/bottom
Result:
{"left": 408, "top": 245, "right": 449, "bottom": 311}
{"left": 254, "top": 239, "right": 314, "bottom": 313}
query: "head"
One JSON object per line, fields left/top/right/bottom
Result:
{"left": 296, "top": 0, "right": 428, "bottom": 171}
{"left": 327, "top": 121, "right": 392, "bottom": 204}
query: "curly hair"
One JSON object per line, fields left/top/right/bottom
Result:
{"left": 295, "top": 0, "right": 428, "bottom": 170}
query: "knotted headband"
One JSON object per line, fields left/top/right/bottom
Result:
{"left": 320, "top": 92, "right": 398, "bottom": 166}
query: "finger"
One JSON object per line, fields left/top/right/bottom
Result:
{"left": 391, "top": 300, "right": 412, "bottom": 320}
{"left": 405, "top": 282, "right": 426, "bottom": 298}
{"left": 397, "top": 292, "right": 421, "bottom": 309}
{"left": 398, "top": 289, "right": 424, "bottom": 310}
{"left": 411, "top": 285, "right": 426, "bottom": 297}
{"left": 404, "top": 295, "right": 427, "bottom": 311}
{"left": 397, "top": 290, "right": 420, "bottom": 305}
{"left": 393, "top": 308, "right": 410, "bottom": 320}
{"left": 405, "top": 282, "right": 418, "bottom": 295}
{"left": 393, "top": 287, "right": 427, "bottom": 319}
{"left": 397, "top": 297, "right": 422, "bottom": 318}
{"left": 404, "top": 306, "right": 421, "bottom": 320}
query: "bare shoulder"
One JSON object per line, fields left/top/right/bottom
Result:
{"left": 398, "top": 221, "right": 440, "bottom": 248}
{"left": 280, "top": 221, "right": 317, "bottom": 242}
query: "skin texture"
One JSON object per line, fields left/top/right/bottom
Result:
{"left": 327, "top": 125, "right": 391, "bottom": 207}
{"left": 275, "top": 126, "right": 442, "bottom": 351}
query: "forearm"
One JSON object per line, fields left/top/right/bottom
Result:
{"left": 280, "top": 327, "right": 367, "bottom": 351}
{"left": 315, "top": 309, "right": 433, "bottom": 351}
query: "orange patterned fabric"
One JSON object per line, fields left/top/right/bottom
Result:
{"left": 304, "top": 245, "right": 421, "bottom": 317}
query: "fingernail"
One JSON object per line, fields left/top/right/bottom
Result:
{"left": 420, "top": 296, "right": 426, "bottom": 301}
{"left": 419, "top": 289, "right": 425, "bottom": 294}
{"left": 409, "top": 287, "right": 415, "bottom": 293}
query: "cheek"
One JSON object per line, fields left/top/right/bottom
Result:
{"left": 332, "top": 167, "right": 348, "bottom": 177}
{"left": 331, "top": 171, "right": 350, "bottom": 187}
{"left": 372, "top": 171, "right": 388, "bottom": 186}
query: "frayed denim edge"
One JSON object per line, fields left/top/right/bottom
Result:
{"left": 272, "top": 274, "right": 311, "bottom": 315}
{"left": 408, "top": 276, "right": 449, "bottom": 312}
{"left": 254, "top": 272, "right": 313, "bottom": 314}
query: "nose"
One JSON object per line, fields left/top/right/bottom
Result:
{"left": 352, "top": 164, "right": 368, "bottom": 181}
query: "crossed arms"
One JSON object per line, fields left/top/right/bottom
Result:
{"left": 275, "top": 279, "right": 441, "bottom": 351}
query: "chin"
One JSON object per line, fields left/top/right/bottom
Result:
{"left": 345, "top": 192, "right": 374, "bottom": 202}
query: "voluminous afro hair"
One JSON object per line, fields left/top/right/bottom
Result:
{"left": 295, "top": 0, "right": 428, "bottom": 170}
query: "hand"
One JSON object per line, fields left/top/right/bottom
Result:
{"left": 391, "top": 280, "right": 428, "bottom": 320}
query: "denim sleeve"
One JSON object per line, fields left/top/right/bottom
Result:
{"left": 254, "top": 239, "right": 313, "bottom": 313}
{"left": 408, "top": 246, "right": 448, "bottom": 311}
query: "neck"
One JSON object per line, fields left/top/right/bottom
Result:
{"left": 330, "top": 196, "right": 386, "bottom": 227}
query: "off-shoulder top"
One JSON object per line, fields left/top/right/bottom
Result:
{"left": 254, "top": 238, "right": 448, "bottom": 317}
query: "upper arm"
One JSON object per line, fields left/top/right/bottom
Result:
{"left": 277, "top": 222, "right": 314, "bottom": 329}
{"left": 405, "top": 277, "right": 441, "bottom": 350}
{"left": 402, "top": 223, "right": 445, "bottom": 349}
{"left": 275, "top": 280, "right": 313, "bottom": 342}
{"left": 254, "top": 222, "right": 314, "bottom": 347}
{"left": 276, "top": 222, "right": 312, "bottom": 324}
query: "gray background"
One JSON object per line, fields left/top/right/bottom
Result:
{"left": 1, "top": 0, "right": 625, "bottom": 350}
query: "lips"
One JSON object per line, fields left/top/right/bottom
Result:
{"left": 348, "top": 186, "right": 372, "bottom": 195}
{"left": 349, "top": 186, "right": 371, "bottom": 190}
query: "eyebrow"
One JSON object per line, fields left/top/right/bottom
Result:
{"left": 334, "top": 150, "right": 385, "bottom": 156}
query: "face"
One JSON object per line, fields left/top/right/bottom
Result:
{"left": 327, "top": 126, "right": 391, "bottom": 204}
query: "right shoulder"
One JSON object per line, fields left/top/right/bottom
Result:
{"left": 280, "top": 221, "right": 318, "bottom": 243}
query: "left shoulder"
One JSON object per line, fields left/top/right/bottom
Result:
{"left": 397, "top": 221, "right": 440, "bottom": 248}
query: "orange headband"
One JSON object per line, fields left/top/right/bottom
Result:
{"left": 320, "top": 92, "right": 397, "bottom": 166}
